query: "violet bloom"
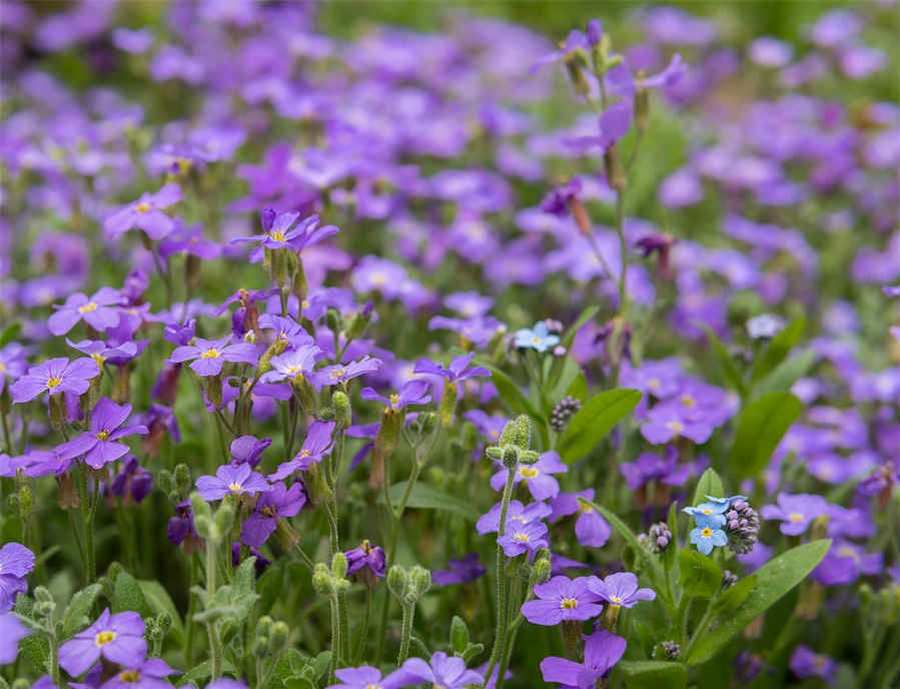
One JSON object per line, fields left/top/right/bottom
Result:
{"left": 360, "top": 379, "right": 432, "bottom": 410}
{"left": 59, "top": 609, "right": 147, "bottom": 677}
{"left": 401, "top": 652, "right": 483, "bottom": 689}
{"left": 789, "top": 645, "right": 836, "bottom": 681}
{"left": 241, "top": 481, "right": 306, "bottom": 548}
{"left": 168, "top": 337, "right": 258, "bottom": 377}
{"left": 344, "top": 540, "right": 387, "bottom": 579}
{"left": 232, "top": 210, "right": 338, "bottom": 252}
{"left": 476, "top": 500, "right": 552, "bottom": 535}
{"left": 0, "top": 612, "right": 29, "bottom": 664}
{"left": 0, "top": 343, "right": 28, "bottom": 393}
{"left": 230, "top": 435, "right": 272, "bottom": 467}
{"left": 196, "top": 463, "right": 269, "bottom": 502}
{"left": 432, "top": 553, "right": 486, "bottom": 586}
{"left": 813, "top": 541, "right": 882, "bottom": 586}
{"left": 104, "top": 183, "right": 182, "bottom": 241}
{"left": 0, "top": 542, "right": 35, "bottom": 612}
{"left": 313, "top": 356, "right": 382, "bottom": 388}
{"left": 260, "top": 344, "right": 320, "bottom": 385}
{"left": 490, "top": 451, "right": 567, "bottom": 501}
{"left": 549, "top": 490, "right": 611, "bottom": 548}
{"left": 327, "top": 665, "right": 412, "bottom": 689}
{"left": 100, "top": 657, "right": 178, "bottom": 689}
{"left": 10, "top": 357, "right": 99, "bottom": 403}
{"left": 56, "top": 398, "right": 148, "bottom": 470}
{"left": 208, "top": 681, "right": 248, "bottom": 689}
{"left": 498, "top": 520, "right": 549, "bottom": 558}
{"left": 521, "top": 576, "right": 603, "bottom": 625}
{"left": 540, "top": 629, "right": 626, "bottom": 688}
{"left": 414, "top": 353, "right": 490, "bottom": 384}
{"left": 48, "top": 288, "right": 123, "bottom": 336}
{"left": 108, "top": 456, "right": 154, "bottom": 504}
{"left": 270, "top": 420, "right": 336, "bottom": 479}
{"left": 760, "top": 493, "right": 829, "bottom": 535}
{"left": 587, "top": 572, "right": 655, "bottom": 608}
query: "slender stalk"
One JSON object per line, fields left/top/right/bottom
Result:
{"left": 354, "top": 586, "right": 373, "bottom": 663}
{"left": 75, "top": 465, "right": 96, "bottom": 583}
{"left": 484, "top": 468, "right": 517, "bottom": 687}
{"left": 0, "top": 406, "right": 12, "bottom": 454}
{"left": 185, "top": 556, "right": 198, "bottom": 667}
{"left": 338, "top": 590, "right": 351, "bottom": 663}
{"left": 397, "top": 603, "right": 414, "bottom": 664}
{"left": 205, "top": 538, "right": 224, "bottom": 680}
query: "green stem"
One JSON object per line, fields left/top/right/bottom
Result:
{"left": 205, "top": 538, "right": 223, "bottom": 680}
{"left": 683, "top": 596, "right": 716, "bottom": 659}
{"left": 484, "top": 467, "right": 517, "bottom": 687}
{"left": 397, "top": 603, "right": 414, "bottom": 664}
{"left": 76, "top": 465, "right": 95, "bottom": 583}
{"left": 338, "top": 590, "right": 351, "bottom": 664}
{"left": 329, "top": 595, "right": 341, "bottom": 679}
{"left": 0, "top": 406, "right": 12, "bottom": 454}
{"left": 354, "top": 586, "right": 373, "bottom": 663}
{"left": 185, "top": 556, "right": 197, "bottom": 668}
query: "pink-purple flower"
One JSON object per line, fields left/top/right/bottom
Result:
{"left": 539, "top": 629, "right": 626, "bottom": 688}
{"left": 168, "top": 337, "right": 259, "bottom": 377}
{"left": 104, "top": 183, "right": 182, "bottom": 241}
{"left": 56, "top": 398, "right": 148, "bottom": 470}
{"left": 521, "top": 575, "right": 603, "bottom": 625}
{"left": 196, "top": 463, "right": 269, "bottom": 502}
{"left": 48, "top": 288, "right": 123, "bottom": 336}
{"left": 59, "top": 608, "right": 147, "bottom": 677}
{"left": 10, "top": 357, "right": 99, "bottom": 404}
{"left": 587, "top": 571, "right": 655, "bottom": 608}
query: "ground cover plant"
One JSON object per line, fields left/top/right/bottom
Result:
{"left": 0, "top": 2, "right": 898, "bottom": 688}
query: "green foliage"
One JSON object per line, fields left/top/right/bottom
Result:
{"left": 728, "top": 392, "right": 803, "bottom": 479}
{"left": 557, "top": 389, "right": 642, "bottom": 463}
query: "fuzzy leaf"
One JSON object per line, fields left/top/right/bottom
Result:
{"left": 112, "top": 571, "right": 149, "bottom": 616}
{"left": 139, "top": 579, "right": 185, "bottom": 644}
{"left": 62, "top": 583, "right": 102, "bottom": 638}
{"left": 558, "top": 388, "right": 641, "bottom": 463}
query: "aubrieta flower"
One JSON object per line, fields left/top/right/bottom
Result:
{"left": 59, "top": 608, "right": 147, "bottom": 677}
{"left": 490, "top": 451, "right": 567, "bottom": 501}
{"left": 360, "top": 379, "right": 432, "bottom": 410}
{"left": 67, "top": 338, "right": 139, "bottom": 368}
{"left": 100, "top": 657, "right": 179, "bottom": 689}
{"left": 401, "top": 652, "right": 483, "bottom": 689}
{"left": 0, "top": 612, "right": 29, "bottom": 665}
{"left": 498, "top": 519, "right": 549, "bottom": 558}
{"left": 168, "top": 337, "right": 259, "bottom": 377}
{"left": 313, "top": 356, "right": 382, "bottom": 388}
{"left": 344, "top": 540, "right": 387, "bottom": 579}
{"left": 413, "top": 353, "right": 490, "bottom": 384}
{"left": 47, "top": 288, "right": 123, "bottom": 336}
{"left": 476, "top": 500, "right": 552, "bottom": 535}
{"left": 10, "top": 357, "right": 99, "bottom": 404}
{"left": 789, "top": 645, "right": 836, "bottom": 681}
{"left": 232, "top": 210, "right": 338, "bottom": 253}
{"left": 261, "top": 344, "right": 320, "bottom": 385}
{"left": 760, "top": 493, "right": 829, "bottom": 535}
{"left": 513, "top": 321, "right": 560, "bottom": 353}
{"left": 549, "top": 490, "right": 611, "bottom": 548}
{"left": 0, "top": 542, "right": 35, "bottom": 612}
{"left": 270, "top": 420, "right": 335, "bottom": 479}
{"left": 56, "top": 398, "right": 148, "bottom": 470}
{"left": 0, "top": 343, "right": 28, "bottom": 392}
{"left": 241, "top": 481, "right": 306, "bottom": 548}
{"left": 104, "top": 183, "right": 182, "bottom": 241}
{"left": 432, "top": 553, "right": 486, "bottom": 586}
{"left": 326, "top": 665, "right": 412, "bottom": 689}
{"left": 229, "top": 435, "right": 272, "bottom": 467}
{"left": 196, "top": 463, "right": 269, "bottom": 502}
{"left": 587, "top": 572, "right": 655, "bottom": 608}
{"left": 813, "top": 540, "right": 883, "bottom": 586}
{"left": 540, "top": 629, "right": 627, "bottom": 689}
{"left": 521, "top": 575, "right": 603, "bottom": 625}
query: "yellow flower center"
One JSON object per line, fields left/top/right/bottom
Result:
{"left": 513, "top": 532, "right": 530, "bottom": 543}
{"left": 389, "top": 393, "right": 401, "bottom": 407}
{"left": 95, "top": 630, "right": 117, "bottom": 647}
{"left": 666, "top": 420, "right": 684, "bottom": 433}
{"left": 701, "top": 508, "right": 713, "bottom": 515}
{"left": 299, "top": 449, "right": 311, "bottom": 457}
{"left": 647, "top": 377, "right": 660, "bottom": 390}
{"left": 331, "top": 367, "right": 346, "bottom": 379}
{"left": 518, "top": 466, "right": 539, "bottom": 479}
{"left": 837, "top": 546, "right": 860, "bottom": 562}
{"left": 46, "top": 376, "right": 62, "bottom": 389}
{"left": 78, "top": 301, "right": 98, "bottom": 314}
{"left": 135, "top": 202, "right": 151, "bottom": 213}
{"left": 560, "top": 597, "right": 578, "bottom": 609}
{"left": 270, "top": 230, "right": 287, "bottom": 242}
{"left": 701, "top": 527, "right": 713, "bottom": 538}
{"left": 609, "top": 595, "right": 623, "bottom": 605}
{"left": 91, "top": 353, "right": 106, "bottom": 365}
{"left": 578, "top": 502, "right": 593, "bottom": 513}
{"left": 96, "top": 431, "right": 109, "bottom": 440}
{"left": 788, "top": 512, "right": 804, "bottom": 523}
{"left": 201, "top": 348, "right": 221, "bottom": 359}
{"left": 0, "top": 362, "right": 5, "bottom": 373}
{"left": 680, "top": 393, "right": 696, "bottom": 408}
{"left": 531, "top": 336, "right": 542, "bottom": 346}
{"left": 228, "top": 482, "right": 244, "bottom": 493}
{"left": 119, "top": 670, "right": 141, "bottom": 683}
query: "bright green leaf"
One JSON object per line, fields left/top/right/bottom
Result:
{"left": 728, "top": 391, "right": 803, "bottom": 480}
{"left": 616, "top": 660, "right": 687, "bottom": 689}
{"left": 381, "top": 482, "right": 479, "bottom": 521}
{"left": 557, "top": 388, "right": 641, "bottom": 463}
{"left": 692, "top": 468, "right": 724, "bottom": 506}
{"left": 561, "top": 305, "right": 599, "bottom": 350}
{"left": 753, "top": 349, "right": 816, "bottom": 396}
{"left": 0, "top": 322, "right": 21, "bottom": 347}
{"left": 113, "top": 571, "right": 149, "bottom": 616}
{"left": 751, "top": 317, "right": 805, "bottom": 382}
{"left": 481, "top": 364, "right": 542, "bottom": 419}
{"left": 678, "top": 549, "right": 722, "bottom": 599}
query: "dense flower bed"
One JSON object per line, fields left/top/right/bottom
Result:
{"left": 0, "top": 2, "right": 898, "bottom": 689}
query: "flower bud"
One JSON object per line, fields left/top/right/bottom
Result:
{"left": 439, "top": 383, "right": 458, "bottom": 426}
{"left": 346, "top": 303, "right": 373, "bottom": 340}
{"left": 269, "top": 621, "right": 290, "bottom": 654}
{"left": 333, "top": 391, "right": 351, "bottom": 429}
{"left": 331, "top": 552, "right": 348, "bottom": 580}
{"left": 450, "top": 615, "right": 470, "bottom": 655}
{"left": 312, "top": 563, "right": 332, "bottom": 595}
{"left": 291, "top": 260, "right": 308, "bottom": 304}
{"left": 174, "top": 464, "right": 192, "bottom": 496}
{"left": 387, "top": 565, "right": 408, "bottom": 599}
{"left": 409, "top": 565, "right": 432, "bottom": 599}
{"left": 213, "top": 501, "right": 236, "bottom": 539}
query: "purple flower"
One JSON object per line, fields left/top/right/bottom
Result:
{"left": 344, "top": 540, "right": 387, "bottom": 579}
{"left": 0, "top": 542, "right": 35, "bottom": 612}
{"left": 207, "top": 681, "right": 247, "bottom": 689}
{"left": 59, "top": 608, "right": 147, "bottom": 677}
{"left": 549, "top": 490, "right": 611, "bottom": 548}
{"left": 196, "top": 463, "right": 269, "bottom": 502}
{"left": 490, "top": 451, "right": 567, "bottom": 501}
{"left": 760, "top": 493, "right": 829, "bottom": 536}
{"left": 168, "top": 337, "right": 259, "bottom": 377}
{"left": 476, "top": 500, "right": 552, "bottom": 535}
{"left": 230, "top": 435, "right": 272, "bottom": 467}
{"left": 360, "top": 379, "right": 432, "bottom": 410}
{"left": 0, "top": 344, "right": 28, "bottom": 393}
{"left": 313, "top": 356, "right": 382, "bottom": 387}
{"left": 99, "top": 658, "right": 178, "bottom": 689}
{"left": 56, "top": 398, "right": 148, "bottom": 470}
{"left": 10, "top": 357, "right": 99, "bottom": 403}
{"left": 401, "top": 652, "right": 483, "bottom": 689}
{"left": 232, "top": 210, "right": 339, "bottom": 252}
{"left": 241, "top": 481, "right": 306, "bottom": 548}
{"left": 414, "top": 353, "right": 490, "bottom": 383}
{"left": 813, "top": 541, "right": 882, "bottom": 586}
{"left": 587, "top": 572, "right": 655, "bottom": 608}
{"left": 270, "top": 420, "right": 336, "bottom": 479}
{"left": 521, "top": 576, "right": 603, "bottom": 625}
{"left": 108, "top": 456, "right": 154, "bottom": 504}
{"left": 48, "top": 288, "right": 123, "bottom": 336}
{"left": 540, "top": 629, "right": 626, "bottom": 688}
{"left": 326, "top": 665, "right": 412, "bottom": 689}
{"left": 789, "top": 645, "right": 836, "bottom": 680}
{"left": 104, "top": 183, "right": 182, "bottom": 241}
{"left": 432, "top": 553, "right": 486, "bottom": 586}
{"left": 0, "top": 612, "right": 29, "bottom": 664}
{"left": 498, "top": 519, "right": 549, "bottom": 558}
{"left": 260, "top": 345, "right": 320, "bottom": 385}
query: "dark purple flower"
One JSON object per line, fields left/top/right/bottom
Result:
{"left": 104, "top": 184, "right": 182, "bottom": 241}
{"left": 270, "top": 420, "right": 335, "bottom": 479}
{"left": 167, "top": 501, "right": 199, "bottom": 550}
{"left": 108, "top": 456, "right": 154, "bottom": 504}
{"left": 521, "top": 576, "right": 603, "bottom": 625}
{"left": 401, "top": 652, "right": 483, "bottom": 689}
{"left": 432, "top": 553, "right": 486, "bottom": 586}
{"left": 168, "top": 337, "right": 258, "bottom": 377}
{"left": 789, "top": 645, "right": 836, "bottom": 680}
{"left": 59, "top": 608, "right": 147, "bottom": 677}
{"left": 230, "top": 435, "right": 272, "bottom": 467}
{"left": 196, "top": 463, "right": 269, "bottom": 502}
{"left": 0, "top": 542, "right": 35, "bottom": 612}
{"left": 587, "top": 572, "right": 655, "bottom": 608}
{"left": 540, "top": 629, "right": 626, "bottom": 688}
{"left": 48, "top": 288, "right": 123, "bottom": 336}
{"left": 10, "top": 357, "right": 99, "bottom": 403}
{"left": 56, "top": 398, "right": 148, "bottom": 470}
{"left": 241, "top": 481, "right": 306, "bottom": 548}
{"left": 344, "top": 540, "right": 387, "bottom": 579}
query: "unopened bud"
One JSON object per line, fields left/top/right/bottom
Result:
{"left": 213, "top": 502, "right": 236, "bottom": 539}
{"left": 333, "top": 391, "right": 351, "bottom": 429}
{"left": 331, "top": 552, "right": 348, "bottom": 580}
{"left": 409, "top": 566, "right": 431, "bottom": 599}
{"left": 387, "top": 565, "right": 408, "bottom": 599}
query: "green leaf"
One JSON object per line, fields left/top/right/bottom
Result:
{"left": 178, "top": 659, "right": 236, "bottom": 685}
{"left": 547, "top": 356, "right": 583, "bottom": 406}
{"left": 381, "top": 482, "right": 479, "bottom": 521}
{"left": 0, "top": 322, "right": 21, "bottom": 347}
{"left": 587, "top": 500, "right": 664, "bottom": 585}
{"left": 753, "top": 349, "right": 816, "bottom": 396}
{"left": 692, "top": 468, "right": 724, "bottom": 506}
{"left": 139, "top": 580, "right": 185, "bottom": 644}
{"left": 751, "top": 317, "right": 805, "bottom": 382}
{"left": 701, "top": 326, "right": 745, "bottom": 396}
{"left": 565, "top": 372, "right": 588, "bottom": 402}
{"left": 728, "top": 391, "right": 803, "bottom": 480}
{"left": 678, "top": 549, "right": 722, "bottom": 599}
{"left": 557, "top": 389, "right": 641, "bottom": 463}
{"left": 112, "top": 571, "right": 149, "bottom": 616}
{"left": 17, "top": 633, "right": 50, "bottom": 674}
{"left": 561, "top": 305, "right": 599, "bottom": 350}
{"left": 481, "top": 364, "right": 542, "bottom": 419}
{"left": 62, "top": 583, "right": 102, "bottom": 638}
{"left": 616, "top": 661, "right": 687, "bottom": 689}
{"left": 685, "top": 540, "right": 831, "bottom": 665}
{"left": 714, "top": 574, "right": 758, "bottom": 614}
